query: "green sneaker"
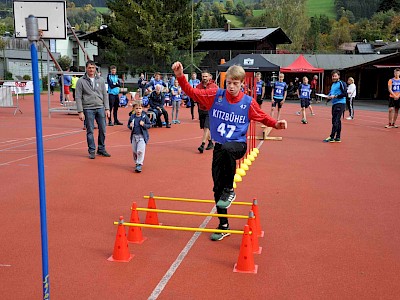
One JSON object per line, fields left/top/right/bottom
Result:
{"left": 334, "top": 138, "right": 341, "bottom": 143}
{"left": 210, "top": 225, "right": 231, "bottom": 241}
{"left": 216, "top": 188, "right": 236, "bottom": 209}
{"left": 323, "top": 137, "right": 335, "bottom": 143}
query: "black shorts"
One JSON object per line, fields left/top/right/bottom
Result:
{"left": 199, "top": 109, "right": 209, "bottom": 129}
{"left": 272, "top": 98, "right": 283, "bottom": 108}
{"left": 300, "top": 98, "right": 310, "bottom": 108}
{"left": 388, "top": 97, "right": 400, "bottom": 108}
{"left": 256, "top": 94, "right": 263, "bottom": 106}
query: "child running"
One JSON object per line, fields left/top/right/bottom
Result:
{"left": 297, "top": 76, "right": 314, "bottom": 124}
{"left": 171, "top": 80, "right": 182, "bottom": 124}
{"left": 172, "top": 61, "right": 287, "bottom": 241}
{"left": 127, "top": 100, "right": 151, "bottom": 173}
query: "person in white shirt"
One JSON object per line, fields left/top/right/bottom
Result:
{"left": 346, "top": 77, "right": 356, "bottom": 120}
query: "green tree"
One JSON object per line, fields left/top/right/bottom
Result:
{"left": 225, "top": 0, "right": 234, "bottom": 14}
{"left": 104, "top": 0, "right": 199, "bottom": 71}
{"left": 330, "top": 17, "right": 353, "bottom": 49}
{"left": 57, "top": 56, "right": 72, "bottom": 71}
{"left": 378, "top": 0, "right": 400, "bottom": 12}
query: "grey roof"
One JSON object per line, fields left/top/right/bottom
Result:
{"left": 260, "top": 53, "right": 397, "bottom": 70}
{"left": 375, "top": 41, "right": 400, "bottom": 52}
{"left": 199, "top": 27, "right": 283, "bottom": 42}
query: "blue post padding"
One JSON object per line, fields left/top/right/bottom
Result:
{"left": 30, "top": 42, "right": 50, "bottom": 300}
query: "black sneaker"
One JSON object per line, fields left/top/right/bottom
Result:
{"left": 210, "top": 224, "right": 231, "bottom": 241}
{"left": 89, "top": 152, "right": 95, "bottom": 159}
{"left": 198, "top": 144, "right": 204, "bottom": 153}
{"left": 135, "top": 164, "right": 142, "bottom": 173}
{"left": 206, "top": 141, "right": 214, "bottom": 150}
{"left": 96, "top": 150, "right": 111, "bottom": 157}
{"left": 114, "top": 121, "right": 123, "bottom": 125}
{"left": 217, "top": 188, "right": 236, "bottom": 209}
{"left": 334, "top": 138, "right": 341, "bottom": 143}
{"left": 166, "top": 123, "right": 171, "bottom": 128}
{"left": 108, "top": 121, "right": 114, "bottom": 126}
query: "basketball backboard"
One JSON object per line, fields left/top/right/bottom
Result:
{"left": 13, "top": 0, "right": 67, "bottom": 39}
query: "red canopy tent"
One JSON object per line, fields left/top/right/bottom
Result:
{"left": 280, "top": 54, "right": 324, "bottom": 96}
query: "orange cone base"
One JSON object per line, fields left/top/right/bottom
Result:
{"left": 107, "top": 254, "right": 134, "bottom": 262}
{"left": 128, "top": 236, "right": 147, "bottom": 244}
{"left": 233, "top": 263, "right": 258, "bottom": 274}
{"left": 253, "top": 246, "right": 262, "bottom": 255}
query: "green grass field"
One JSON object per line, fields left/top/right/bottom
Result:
{"left": 306, "top": 0, "right": 336, "bottom": 18}
{"left": 94, "top": 7, "right": 109, "bottom": 14}
{"left": 224, "top": 14, "right": 245, "bottom": 28}
{"left": 253, "top": 9, "right": 264, "bottom": 17}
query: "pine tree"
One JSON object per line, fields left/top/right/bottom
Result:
{"left": 378, "top": 0, "right": 400, "bottom": 12}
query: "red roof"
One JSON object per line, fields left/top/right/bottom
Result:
{"left": 280, "top": 54, "right": 324, "bottom": 73}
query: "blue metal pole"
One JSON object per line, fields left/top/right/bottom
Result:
{"left": 30, "top": 41, "right": 50, "bottom": 299}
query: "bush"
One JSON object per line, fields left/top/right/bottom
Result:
{"left": 5, "top": 71, "right": 13, "bottom": 80}
{"left": 23, "top": 74, "right": 31, "bottom": 80}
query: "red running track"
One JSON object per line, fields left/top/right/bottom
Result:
{"left": 0, "top": 95, "right": 399, "bottom": 299}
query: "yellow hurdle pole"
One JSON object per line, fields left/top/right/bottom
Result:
{"left": 143, "top": 195, "right": 252, "bottom": 206}
{"left": 136, "top": 207, "right": 249, "bottom": 219}
{"left": 114, "top": 221, "right": 250, "bottom": 235}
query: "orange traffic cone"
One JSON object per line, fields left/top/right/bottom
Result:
{"left": 247, "top": 211, "right": 262, "bottom": 254}
{"left": 145, "top": 192, "right": 159, "bottom": 225}
{"left": 108, "top": 216, "right": 133, "bottom": 262}
{"left": 252, "top": 198, "right": 264, "bottom": 238}
{"left": 128, "top": 202, "right": 147, "bottom": 244}
{"left": 233, "top": 225, "right": 258, "bottom": 274}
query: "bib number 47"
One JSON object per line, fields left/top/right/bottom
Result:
{"left": 217, "top": 123, "right": 236, "bottom": 138}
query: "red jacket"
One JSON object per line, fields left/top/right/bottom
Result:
{"left": 177, "top": 75, "right": 277, "bottom": 128}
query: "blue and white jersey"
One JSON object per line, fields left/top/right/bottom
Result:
{"left": 209, "top": 89, "right": 251, "bottom": 144}
{"left": 189, "top": 78, "right": 200, "bottom": 88}
{"left": 171, "top": 86, "right": 181, "bottom": 101}
{"left": 147, "top": 79, "right": 166, "bottom": 90}
{"left": 273, "top": 81, "right": 287, "bottom": 100}
{"left": 299, "top": 84, "right": 311, "bottom": 99}
{"left": 256, "top": 80, "right": 264, "bottom": 95}
{"left": 391, "top": 78, "right": 400, "bottom": 93}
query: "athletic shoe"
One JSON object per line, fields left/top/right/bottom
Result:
{"left": 323, "top": 137, "right": 335, "bottom": 143}
{"left": 385, "top": 124, "right": 393, "bottom": 128}
{"left": 96, "top": 150, "right": 111, "bottom": 157}
{"left": 135, "top": 164, "right": 142, "bottom": 173}
{"left": 217, "top": 188, "right": 236, "bottom": 209}
{"left": 172, "top": 120, "right": 176, "bottom": 124}
{"left": 296, "top": 111, "right": 301, "bottom": 115}
{"left": 210, "top": 224, "right": 231, "bottom": 241}
{"left": 166, "top": 123, "right": 171, "bottom": 128}
{"left": 162, "top": 122, "right": 166, "bottom": 126}
{"left": 89, "top": 152, "right": 95, "bottom": 159}
{"left": 311, "top": 113, "right": 316, "bottom": 116}
{"left": 393, "top": 124, "right": 398, "bottom": 128}
{"left": 301, "top": 119, "right": 308, "bottom": 124}
{"left": 346, "top": 117, "right": 353, "bottom": 120}
{"left": 175, "top": 120, "right": 181, "bottom": 124}
{"left": 334, "top": 138, "right": 341, "bottom": 143}
{"left": 198, "top": 144, "right": 204, "bottom": 153}
{"left": 206, "top": 141, "right": 214, "bottom": 150}
{"left": 114, "top": 121, "right": 123, "bottom": 125}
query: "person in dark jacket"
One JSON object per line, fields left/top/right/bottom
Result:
{"left": 148, "top": 84, "right": 171, "bottom": 128}
{"left": 107, "top": 65, "right": 122, "bottom": 126}
{"left": 127, "top": 100, "right": 151, "bottom": 173}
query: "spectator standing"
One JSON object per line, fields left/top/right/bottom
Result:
{"left": 271, "top": 73, "right": 287, "bottom": 120}
{"left": 59, "top": 68, "right": 72, "bottom": 104}
{"left": 146, "top": 72, "right": 168, "bottom": 93}
{"left": 196, "top": 70, "right": 218, "bottom": 153}
{"left": 148, "top": 84, "right": 171, "bottom": 128}
{"left": 323, "top": 70, "right": 347, "bottom": 143}
{"left": 107, "top": 65, "right": 123, "bottom": 126}
{"left": 172, "top": 61, "right": 287, "bottom": 241}
{"left": 346, "top": 77, "right": 356, "bottom": 120}
{"left": 386, "top": 68, "right": 400, "bottom": 128}
{"left": 171, "top": 80, "right": 182, "bottom": 124}
{"left": 255, "top": 72, "right": 265, "bottom": 107}
{"left": 71, "top": 74, "right": 78, "bottom": 101}
{"left": 310, "top": 75, "right": 318, "bottom": 102}
{"left": 75, "top": 60, "right": 111, "bottom": 159}
{"left": 50, "top": 77, "right": 56, "bottom": 95}
{"left": 127, "top": 100, "right": 151, "bottom": 173}
{"left": 138, "top": 73, "right": 147, "bottom": 97}
{"left": 188, "top": 72, "right": 200, "bottom": 119}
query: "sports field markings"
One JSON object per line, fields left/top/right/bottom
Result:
{"left": 0, "top": 130, "right": 82, "bottom": 145}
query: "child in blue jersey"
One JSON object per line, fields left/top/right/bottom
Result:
{"left": 297, "top": 76, "right": 313, "bottom": 124}
{"left": 271, "top": 73, "right": 287, "bottom": 120}
{"left": 127, "top": 100, "right": 151, "bottom": 173}
{"left": 188, "top": 72, "right": 200, "bottom": 119}
{"left": 172, "top": 61, "right": 287, "bottom": 241}
{"left": 171, "top": 80, "right": 182, "bottom": 124}
{"left": 323, "top": 70, "right": 347, "bottom": 143}
{"left": 255, "top": 72, "right": 265, "bottom": 107}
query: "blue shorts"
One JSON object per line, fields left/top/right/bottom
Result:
{"left": 272, "top": 98, "right": 283, "bottom": 108}
{"left": 300, "top": 98, "right": 310, "bottom": 108}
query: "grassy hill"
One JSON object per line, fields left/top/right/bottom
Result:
{"left": 306, "top": 0, "right": 336, "bottom": 18}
